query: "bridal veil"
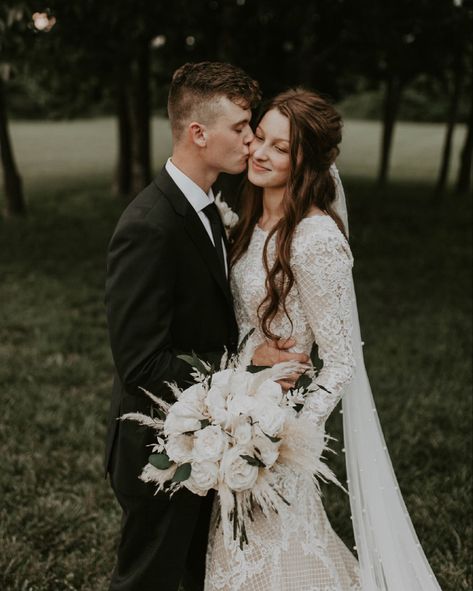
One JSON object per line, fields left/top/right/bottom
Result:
{"left": 331, "top": 165, "right": 443, "bottom": 590}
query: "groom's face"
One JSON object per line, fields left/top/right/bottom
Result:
{"left": 204, "top": 96, "right": 254, "bottom": 174}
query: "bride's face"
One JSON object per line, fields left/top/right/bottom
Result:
{"left": 248, "top": 109, "right": 291, "bottom": 189}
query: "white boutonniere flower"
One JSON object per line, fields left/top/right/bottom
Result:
{"left": 215, "top": 192, "right": 239, "bottom": 236}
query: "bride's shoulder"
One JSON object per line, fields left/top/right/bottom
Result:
{"left": 292, "top": 214, "right": 353, "bottom": 266}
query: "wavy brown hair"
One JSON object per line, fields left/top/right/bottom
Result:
{"left": 230, "top": 88, "right": 346, "bottom": 340}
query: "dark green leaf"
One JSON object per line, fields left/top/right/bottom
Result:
{"left": 240, "top": 454, "right": 265, "bottom": 467}
{"left": 296, "top": 372, "right": 312, "bottom": 390}
{"left": 149, "top": 453, "right": 172, "bottom": 470}
{"left": 151, "top": 406, "right": 166, "bottom": 421}
{"left": 317, "top": 383, "right": 332, "bottom": 394}
{"left": 177, "top": 352, "right": 211, "bottom": 377}
{"left": 172, "top": 463, "right": 192, "bottom": 482}
{"left": 177, "top": 354, "right": 197, "bottom": 367}
{"left": 191, "top": 351, "right": 211, "bottom": 376}
{"left": 246, "top": 364, "right": 271, "bottom": 373}
{"left": 264, "top": 433, "right": 281, "bottom": 443}
{"left": 237, "top": 328, "right": 255, "bottom": 355}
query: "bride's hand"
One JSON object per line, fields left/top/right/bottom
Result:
{"left": 251, "top": 338, "right": 309, "bottom": 390}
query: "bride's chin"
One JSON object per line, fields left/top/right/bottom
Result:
{"left": 247, "top": 170, "right": 266, "bottom": 187}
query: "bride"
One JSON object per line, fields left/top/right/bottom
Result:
{"left": 205, "top": 89, "right": 442, "bottom": 591}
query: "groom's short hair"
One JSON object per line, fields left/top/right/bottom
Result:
{"left": 168, "top": 61, "right": 261, "bottom": 140}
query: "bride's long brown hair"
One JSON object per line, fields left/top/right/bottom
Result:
{"left": 229, "top": 88, "right": 346, "bottom": 341}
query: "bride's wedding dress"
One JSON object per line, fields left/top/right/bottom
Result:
{"left": 205, "top": 215, "right": 362, "bottom": 591}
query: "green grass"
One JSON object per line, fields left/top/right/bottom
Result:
{"left": 0, "top": 169, "right": 471, "bottom": 589}
{"left": 9, "top": 117, "right": 468, "bottom": 189}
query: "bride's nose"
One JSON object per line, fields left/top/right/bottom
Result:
{"left": 251, "top": 143, "right": 268, "bottom": 161}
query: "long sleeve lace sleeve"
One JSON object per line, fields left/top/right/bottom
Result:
{"left": 233, "top": 281, "right": 261, "bottom": 366}
{"left": 292, "top": 220, "right": 355, "bottom": 428}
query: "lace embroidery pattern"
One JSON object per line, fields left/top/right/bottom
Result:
{"left": 205, "top": 216, "right": 360, "bottom": 591}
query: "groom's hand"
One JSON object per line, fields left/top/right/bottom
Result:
{"left": 251, "top": 338, "right": 309, "bottom": 391}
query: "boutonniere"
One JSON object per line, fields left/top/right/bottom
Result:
{"left": 215, "top": 192, "right": 239, "bottom": 237}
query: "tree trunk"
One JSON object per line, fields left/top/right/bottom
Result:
{"left": 378, "top": 75, "right": 403, "bottom": 187}
{"left": 128, "top": 44, "right": 151, "bottom": 196}
{"left": 0, "top": 77, "right": 26, "bottom": 217}
{"left": 435, "top": 49, "right": 464, "bottom": 196}
{"left": 112, "top": 67, "right": 132, "bottom": 197}
{"left": 456, "top": 99, "right": 473, "bottom": 195}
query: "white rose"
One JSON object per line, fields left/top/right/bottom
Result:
{"left": 256, "top": 379, "right": 283, "bottom": 404}
{"left": 179, "top": 383, "right": 207, "bottom": 408}
{"left": 205, "top": 385, "right": 228, "bottom": 425}
{"left": 222, "top": 209, "right": 239, "bottom": 228}
{"left": 211, "top": 369, "right": 234, "bottom": 393}
{"left": 166, "top": 434, "right": 194, "bottom": 463}
{"left": 215, "top": 194, "right": 239, "bottom": 229}
{"left": 185, "top": 460, "right": 219, "bottom": 495}
{"left": 253, "top": 433, "right": 280, "bottom": 468}
{"left": 252, "top": 400, "right": 287, "bottom": 437}
{"left": 164, "top": 400, "right": 204, "bottom": 435}
{"left": 193, "top": 425, "right": 227, "bottom": 463}
{"left": 220, "top": 446, "right": 259, "bottom": 492}
{"left": 229, "top": 371, "right": 253, "bottom": 397}
{"left": 233, "top": 418, "right": 253, "bottom": 446}
{"left": 227, "top": 394, "right": 256, "bottom": 420}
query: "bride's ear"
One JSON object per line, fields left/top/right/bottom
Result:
{"left": 189, "top": 122, "right": 208, "bottom": 147}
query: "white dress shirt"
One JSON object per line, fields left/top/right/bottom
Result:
{"left": 165, "top": 158, "right": 228, "bottom": 275}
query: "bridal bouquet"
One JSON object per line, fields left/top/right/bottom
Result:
{"left": 122, "top": 340, "right": 342, "bottom": 548}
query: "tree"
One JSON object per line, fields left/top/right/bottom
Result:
{"left": 346, "top": 0, "right": 455, "bottom": 187}
{"left": 435, "top": 0, "right": 472, "bottom": 196}
{"left": 456, "top": 99, "right": 473, "bottom": 195}
{"left": 0, "top": 4, "right": 30, "bottom": 217}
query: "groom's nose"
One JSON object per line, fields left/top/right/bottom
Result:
{"left": 243, "top": 125, "right": 254, "bottom": 145}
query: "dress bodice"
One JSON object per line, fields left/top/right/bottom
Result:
{"left": 230, "top": 214, "right": 356, "bottom": 427}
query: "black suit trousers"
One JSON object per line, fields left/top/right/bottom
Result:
{"left": 109, "top": 477, "right": 214, "bottom": 591}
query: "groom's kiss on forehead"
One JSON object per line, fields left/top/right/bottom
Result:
{"left": 167, "top": 61, "right": 261, "bottom": 182}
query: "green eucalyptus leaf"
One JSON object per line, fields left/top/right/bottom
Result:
{"left": 264, "top": 433, "right": 281, "bottom": 443}
{"left": 240, "top": 454, "right": 265, "bottom": 467}
{"left": 246, "top": 364, "right": 270, "bottom": 373}
{"left": 296, "top": 372, "right": 312, "bottom": 390}
{"left": 172, "top": 463, "right": 192, "bottom": 482}
{"left": 191, "top": 351, "right": 211, "bottom": 376}
{"left": 177, "top": 354, "right": 196, "bottom": 367}
{"left": 238, "top": 328, "right": 255, "bottom": 355}
{"left": 149, "top": 453, "right": 172, "bottom": 470}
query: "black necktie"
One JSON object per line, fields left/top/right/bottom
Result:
{"left": 202, "top": 202, "right": 226, "bottom": 275}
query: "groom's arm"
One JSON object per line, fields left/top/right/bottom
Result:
{"left": 105, "top": 218, "right": 193, "bottom": 401}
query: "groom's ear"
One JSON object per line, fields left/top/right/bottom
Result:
{"left": 189, "top": 122, "right": 208, "bottom": 147}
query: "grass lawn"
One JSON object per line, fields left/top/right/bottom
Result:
{"left": 0, "top": 120, "right": 471, "bottom": 590}
{"left": 8, "top": 116, "right": 468, "bottom": 189}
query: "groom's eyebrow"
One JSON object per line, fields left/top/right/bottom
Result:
{"left": 233, "top": 117, "right": 251, "bottom": 127}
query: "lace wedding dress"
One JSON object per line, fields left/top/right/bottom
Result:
{"left": 205, "top": 215, "right": 362, "bottom": 591}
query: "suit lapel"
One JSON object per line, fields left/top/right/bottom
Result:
{"left": 153, "top": 168, "right": 233, "bottom": 308}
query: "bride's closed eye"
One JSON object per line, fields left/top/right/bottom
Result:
{"left": 275, "top": 145, "right": 288, "bottom": 153}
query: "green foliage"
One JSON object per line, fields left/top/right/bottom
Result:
{"left": 149, "top": 453, "right": 172, "bottom": 470}
{"left": 240, "top": 455, "right": 266, "bottom": 468}
{"left": 172, "top": 463, "right": 192, "bottom": 483}
{"left": 0, "top": 173, "right": 471, "bottom": 590}
{"left": 177, "top": 352, "right": 210, "bottom": 376}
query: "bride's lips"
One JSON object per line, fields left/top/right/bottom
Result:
{"left": 251, "top": 159, "right": 271, "bottom": 173}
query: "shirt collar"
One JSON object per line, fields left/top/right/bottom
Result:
{"left": 165, "top": 158, "right": 214, "bottom": 213}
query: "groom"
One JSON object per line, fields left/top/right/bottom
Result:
{"left": 104, "top": 62, "right": 308, "bottom": 591}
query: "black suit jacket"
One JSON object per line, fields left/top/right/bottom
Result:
{"left": 104, "top": 167, "right": 238, "bottom": 492}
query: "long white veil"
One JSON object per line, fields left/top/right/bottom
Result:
{"left": 331, "top": 165, "right": 443, "bottom": 590}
